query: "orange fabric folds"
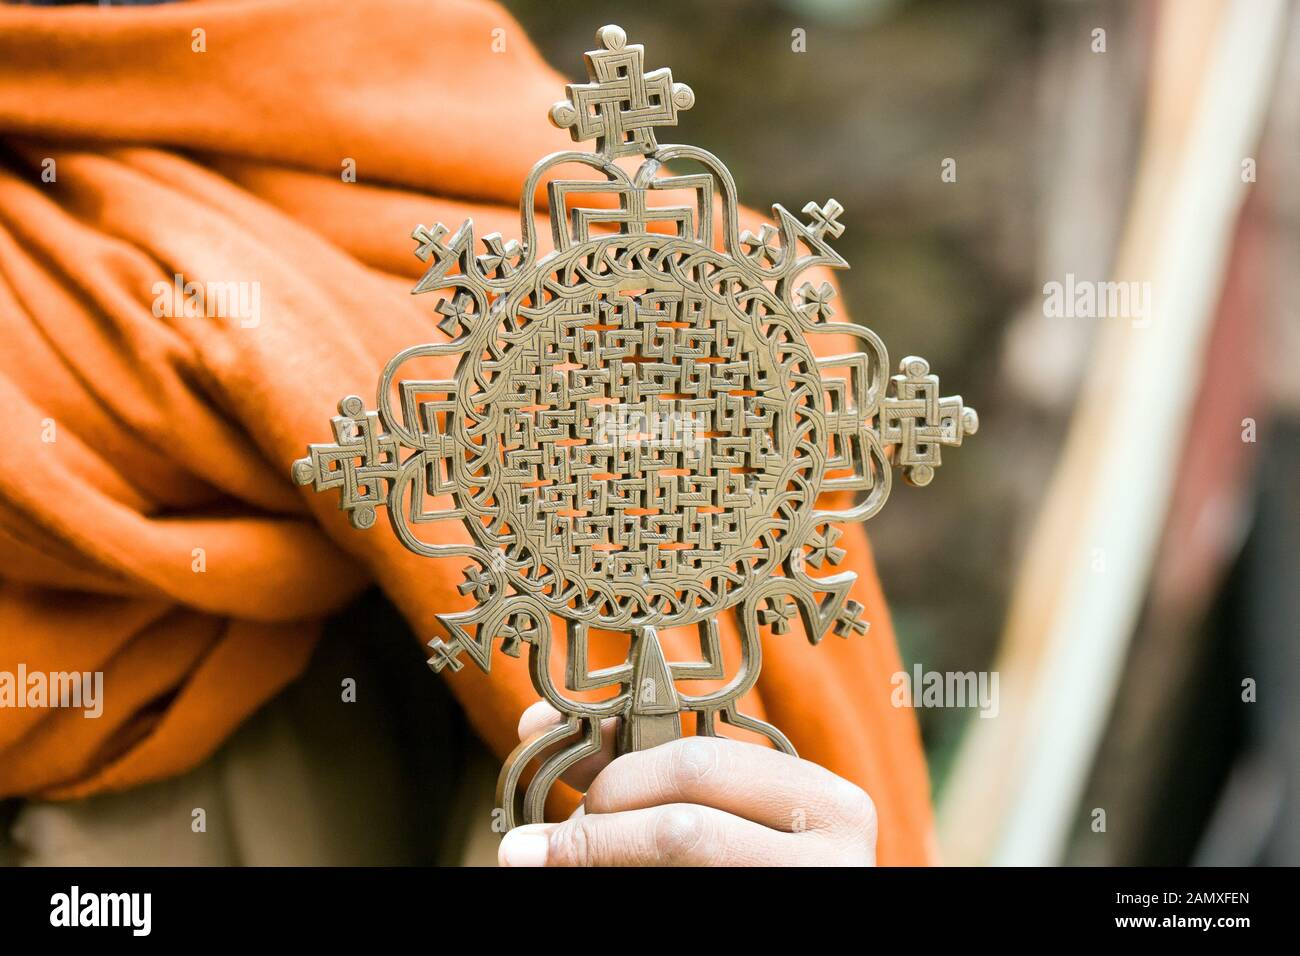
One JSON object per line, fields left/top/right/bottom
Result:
{"left": 0, "top": 0, "right": 936, "bottom": 863}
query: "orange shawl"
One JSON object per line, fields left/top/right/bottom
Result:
{"left": 0, "top": 0, "right": 935, "bottom": 864}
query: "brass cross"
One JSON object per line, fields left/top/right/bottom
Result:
{"left": 292, "top": 25, "right": 977, "bottom": 829}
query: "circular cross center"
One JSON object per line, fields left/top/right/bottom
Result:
{"left": 460, "top": 239, "right": 823, "bottom": 626}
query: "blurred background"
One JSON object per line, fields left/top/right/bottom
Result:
{"left": 501, "top": 0, "right": 1298, "bottom": 865}
{"left": 1, "top": 0, "right": 1294, "bottom": 867}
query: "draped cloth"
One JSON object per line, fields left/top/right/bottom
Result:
{"left": 0, "top": 0, "right": 936, "bottom": 864}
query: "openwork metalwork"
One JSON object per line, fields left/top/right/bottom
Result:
{"left": 292, "top": 25, "right": 977, "bottom": 828}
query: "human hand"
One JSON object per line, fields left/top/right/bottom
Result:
{"left": 497, "top": 701, "right": 877, "bottom": 866}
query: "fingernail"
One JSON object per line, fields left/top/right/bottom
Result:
{"left": 498, "top": 824, "right": 553, "bottom": 867}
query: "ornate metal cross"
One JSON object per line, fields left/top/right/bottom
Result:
{"left": 292, "top": 25, "right": 977, "bottom": 828}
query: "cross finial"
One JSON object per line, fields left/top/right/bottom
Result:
{"left": 426, "top": 638, "right": 465, "bottom": 674}
{"left": 802, "top": 200, "right": 845, "bottom": 240}
{"left": 549, "top": 25, "right": 695, "bottom": 158}
{"left": 879, "top": 356, "right": 980, "bottom": 487}
{"left": 833, "top": 600, "right": 871, "bottom": 638}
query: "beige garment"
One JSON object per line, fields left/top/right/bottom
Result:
{"left": 3, "top": 593, "right": 501, "bottom": 867}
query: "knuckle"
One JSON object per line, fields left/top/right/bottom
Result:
{"left": 548, "top": 819, "right": 598, "bottom": 866}
{"left": 583, "top": 757, "right": 629, "bottom": 812}
{"left": 516, "top": 700, "right": 556, "bottom": 742}
{"left": 828, "top": 778, "right": 877, "bottom": 832}
{"left": 667, "top": 735, "right": 720, "bottom": 785}
{"left": 651, "top": 804, "right": 712, "bottom": 863}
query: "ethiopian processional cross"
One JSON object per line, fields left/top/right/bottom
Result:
{"left": 292, "top": 25, "right": 978, "bottom": 828}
